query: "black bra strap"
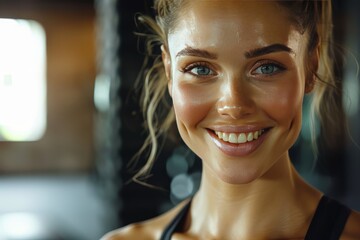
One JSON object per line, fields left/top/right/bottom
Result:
{"left": 160, "top": 199, "right": 192, "bottom": 240}
{"left": 305, "top": 195, "right": 351, "bottom": 240}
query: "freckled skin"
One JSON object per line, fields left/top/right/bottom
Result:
{"left": 167, "top": 1, "right": 307, "bottom": 184}
{"left": 161, "top": 1, "right": 325, "bottom": 238}
{"left": 103, "top": 1, "right": 360, "bottom": 239}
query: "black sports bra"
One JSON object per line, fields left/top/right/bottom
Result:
{"left": 160, "top": 195, "right": 351, "bottom": 240}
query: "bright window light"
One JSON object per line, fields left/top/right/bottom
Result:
{"left": 0, "top": 18, "right": 47, "bottom": 141}
{"left": 0, "top": 212, "right": 46, "bottom": 239}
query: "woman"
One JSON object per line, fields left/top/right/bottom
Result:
{"left": 103, "top": 0, "right": 360, "bottom": 239}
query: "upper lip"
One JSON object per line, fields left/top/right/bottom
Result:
{"left": 209, "top": 125, "right": 270, "bottom": 133}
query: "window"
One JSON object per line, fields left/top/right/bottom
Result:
{"left": 0, "top": 19, "right": 46, "bottom": 141}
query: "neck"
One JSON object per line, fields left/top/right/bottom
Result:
{"left": 188, "top": 154, "right": 321, "bottom": 239}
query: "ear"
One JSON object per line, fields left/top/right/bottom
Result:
{"left": 305, "top": 45, "right": 320, "bottom": 94}
{"left": 161, "top": 45, "right": 172, "bottom": 97}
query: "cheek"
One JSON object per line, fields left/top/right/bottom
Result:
{"left": 261, "top": 79, "right": 304, "bottom": 125}
{"left": 172, "top": 83, "right": 214, "bottom": 128}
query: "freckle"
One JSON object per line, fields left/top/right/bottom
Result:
{"left": 236, "top": 31, "right": 241, "bottom": 43}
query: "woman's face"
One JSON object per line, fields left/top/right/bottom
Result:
{"left": 164, "top": 0, "right": 312, "bottom": 184}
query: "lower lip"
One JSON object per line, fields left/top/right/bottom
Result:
{"left": 207, "top": 129, "right": 268, "bottom": 157}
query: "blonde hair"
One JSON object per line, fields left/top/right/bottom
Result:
{"left": 132, "top": 0, "right": 343, "bottom": 182}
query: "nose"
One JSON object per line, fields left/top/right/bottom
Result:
{"left": 217, "top": 78, "right": 256, "bottom": 119}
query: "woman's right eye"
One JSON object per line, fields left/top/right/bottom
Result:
{"left": 183, "top": 63, "right": 215, "bottom": 77}
{"left": 190, "top": 66, "right": 213, "bottom": 76}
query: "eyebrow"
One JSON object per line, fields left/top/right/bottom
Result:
{"left": 245, "top": 44, "right": 294, "bottom": 58}
{"left": 176, "top": 46, "right": 218, "bottom": 59}
{"left": 175, "top": 43, "right": 293, "bottom": 59}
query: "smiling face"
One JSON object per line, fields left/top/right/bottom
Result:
{"left": 163, "top": 0, "right": 314, "bottom": 184}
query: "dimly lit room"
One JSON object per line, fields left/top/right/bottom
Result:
{"left": 0, "top": 0, "right": 359, "bottom": 239}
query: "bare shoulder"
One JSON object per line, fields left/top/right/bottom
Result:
{"left": 342, "top": 209, "right": 360, "bottom": 239}
{"left": 100, "top": 199, "right": 191, "bottom": 240}
{"left": 100, "top": 223, "right": 152, "bottom": 240}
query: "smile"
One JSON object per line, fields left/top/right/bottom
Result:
{"left": 207, "top": 127, "right": 270, "bottom": 157}
{"left": 214, "top": 129, "right": 265, "bottom": 144}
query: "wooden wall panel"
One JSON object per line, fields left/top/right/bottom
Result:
{"left": 0, "top": 0, "right": 96, "bottom": 173}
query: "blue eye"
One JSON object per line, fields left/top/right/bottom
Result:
{"left": 183, "top": 63, "right": 215, "bottom": 77}
{"left": 190, "top": 66, "right": 213, "bottom": 76}
{"left": 253, "top": 63, "right": 283, "bottom": 75}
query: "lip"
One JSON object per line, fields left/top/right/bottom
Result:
{"left": 207, "top": 127, "right": 270, "bottom": 157}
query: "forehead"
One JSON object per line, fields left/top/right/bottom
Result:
{"left": 168, "top": 0, "right": 304, "bottom": 56}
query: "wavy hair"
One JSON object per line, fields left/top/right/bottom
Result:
{"left": 132, "top": 0, "right": 343, "bottom": 182}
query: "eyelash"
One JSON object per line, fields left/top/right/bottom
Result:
{"left": 251, "top": 61, "right": 286, "bottom": 77}
{"left": 181, "top": 62, "right": 216, "bottom": 77}
{"left": 181, "top": 60, "right": 286, "bottom": 78}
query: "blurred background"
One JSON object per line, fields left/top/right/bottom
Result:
{"left": 0, "top": 0, "right": 359, "bottom": 239}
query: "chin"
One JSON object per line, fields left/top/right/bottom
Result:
{"left": 216, "top": 167, "right": 263, "bottom": 185}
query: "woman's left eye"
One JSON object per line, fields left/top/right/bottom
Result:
{"left": 252, "top": 63, "right": 284, "bottom": 75}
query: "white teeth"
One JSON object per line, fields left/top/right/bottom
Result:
{"left": 238, "top": 133, "right": 246, "bottom": 143}
{"left": 214, "top": 129, "right": 265, "bottom": 144}
{"left": 223, "top": 133, "right": 229, "bottom": 141}
{"left": 254, "top": 131, "right": 259, "bottom": 140}
{"left": 247, "top": 132, "right": 254, "bottom": 142}
{"left": 229, "top": 133, "right": 237, "bottom": 143}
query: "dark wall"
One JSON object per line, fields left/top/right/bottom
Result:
{"left": 97, "top": 0, "right": 360, "bottom": 228}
